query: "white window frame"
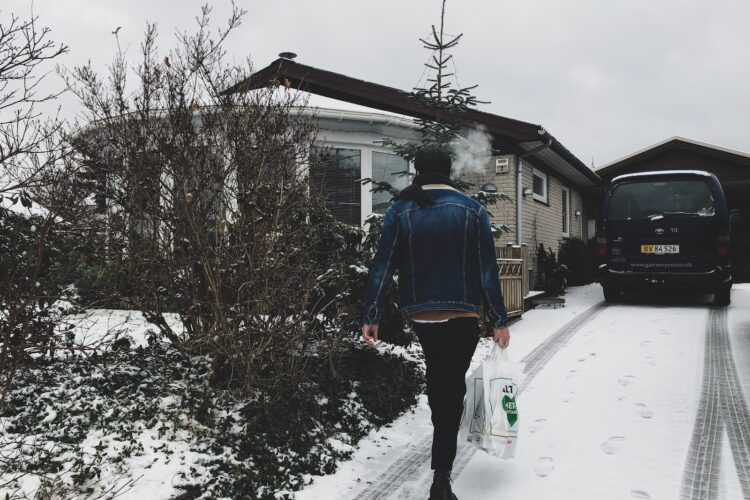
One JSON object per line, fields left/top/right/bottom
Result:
{"left": 311, "top": 141, "right": 364, "bottom": 226}
{"left": 370, "top": 149, "right": 411, "bottom": 216}
{"left": 532, "top": 167, "right": 548, "bottom": 204}
{"left": 562, "top": 186, "right": 570, "bottom": 238}
{"left": 314, "top": 141, "right": 415, "bottom": 226}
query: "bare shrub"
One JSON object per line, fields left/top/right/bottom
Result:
{"left": 0, "top": 9, "right": 71, "bottom": 411}
{"left": 59, "top": 5, "right": 347, "bottom": 392}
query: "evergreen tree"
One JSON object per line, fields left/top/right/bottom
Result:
{"left": 379, "top": 0, "right": 485, "bottom": 162}
{"left": 365, "top": 0, "right": 511, "bottom": 222}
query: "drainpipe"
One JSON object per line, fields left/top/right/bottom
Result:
{"left": 516, "top": 131, "right": 553, "bottom": 245}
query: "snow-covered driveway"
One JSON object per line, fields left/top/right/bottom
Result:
{"left": 297, "top": 284, "right": 750, "bottom": 500}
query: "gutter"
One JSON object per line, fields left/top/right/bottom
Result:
{"left": 301, "top": 107, "right": 422, "bottom": 130}
{"left": 516, "top": 132, "right": 553, "bottom": 244}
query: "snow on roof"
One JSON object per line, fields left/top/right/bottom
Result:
{"left": 612, "top": 169, "right": 714, "bottom": 182}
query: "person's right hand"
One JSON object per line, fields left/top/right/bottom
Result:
{"left": 362, "top": 323, "right": 379, "bottom": 348}
{"left": 493, "top": 326, "right": 510, "bottom": 349}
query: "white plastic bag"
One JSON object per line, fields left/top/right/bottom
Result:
{"left": 459, "top": 346, "right": 526, "bottom": 459}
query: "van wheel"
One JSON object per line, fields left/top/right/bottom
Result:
{"left": 603, "top": 285, "right": 620, "bottom": 303}
{"left": 714, "top": 285, "right": 731, "bottom": 306}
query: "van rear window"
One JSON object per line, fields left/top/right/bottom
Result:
{"left": 609, "top": 179, "right": 715, "bottom": 220}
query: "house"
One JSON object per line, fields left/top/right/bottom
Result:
{"left": 225, "top": 57, "right": 601, "bottom": 288}
{"left": 596, "top": 137, "right": 750, "bottom": 280}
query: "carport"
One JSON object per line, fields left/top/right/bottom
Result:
{"left": 596, "top": 137, "right": 750, "bottom": 281}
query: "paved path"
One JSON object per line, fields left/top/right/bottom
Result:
{"left": 353, "top": 303, "right": 608, "bottom": 500}
{"left": 337, "top": 287, "right": 750, "bottom": 500}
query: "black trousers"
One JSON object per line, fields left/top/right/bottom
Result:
{"left": 413, "top": 317, "right": 480, "bottom": 472}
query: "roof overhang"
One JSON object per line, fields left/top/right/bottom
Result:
{"left": 597, "top": 136, "right": 750, "bottom": 180}
{"left": 223, "top": 58, "right": 600, "bottom": 187}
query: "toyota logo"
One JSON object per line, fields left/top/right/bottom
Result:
{"left": 655, "top": 228, "right": 665, "bottom": 235}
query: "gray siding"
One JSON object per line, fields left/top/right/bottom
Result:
{"left": 458, "top": 155, "right": 517, "bottom": 246}
{"left": 459, "top": 156, "right": 589, "bottom": 290}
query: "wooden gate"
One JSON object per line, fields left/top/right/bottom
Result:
{"left": 497, "top": 244, "right": 528, "bottom": 318}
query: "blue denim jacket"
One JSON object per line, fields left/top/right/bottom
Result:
{"left": 361, "top": 188, "right": 509, "bottom": 328}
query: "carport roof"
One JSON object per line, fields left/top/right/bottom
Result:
{"left": 222, "top": 58, "right": 600, "bottom": 187}
{"left": 597, "top": 136, "right": 750, "bottom": 180}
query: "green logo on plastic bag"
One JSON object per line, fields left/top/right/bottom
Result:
{"left": 502, "top": 395, "right": 518, "bottom": 427}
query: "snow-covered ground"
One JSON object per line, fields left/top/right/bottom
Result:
{"left": 6, "top": 284, "right": 749, "bottom": 499}
{"left": 297, "top": 284, "right": 750, "bottom": 500}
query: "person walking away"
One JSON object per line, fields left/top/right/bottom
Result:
{"left": 361, "top": 146, "right": 510, "bottom": 500}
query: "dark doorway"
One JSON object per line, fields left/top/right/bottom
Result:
{"left": 723, "top": 181, "right": 750, "bottom": 282}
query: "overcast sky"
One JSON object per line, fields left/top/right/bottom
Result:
{"left": 6, "top": 0, "right": 750, "bottom": 168}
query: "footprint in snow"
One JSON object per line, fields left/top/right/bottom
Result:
{"left": 619, "top": 375, "right": 636, "bottom": 386}
{"left": 562, "top": 391, "right": 575, "bottom": 402}
{"left": 534, "top": 457, "right": 555, "bottom": 477}
{"left": 659, "top": 329, "right": 670, "bottom": 335}
{"left": 638, "top": 339, "right": 651, "bottom": 347}
{"left": 634, "top": 403, "right": 655, "bottom": 419}
{"left": 528, "top": 419, "right": 546, "bottom": 433}
{"left": 566, "top": 369, "right": 577, "bottom": 379}
{"left": 631, "top": 491, "right": 651, "bottom": 499}
{"left": 645, "top": 356, "right": 657, "bottom": 366}
{"left": 601, "top": 436, "right": 625, "bottom": 454}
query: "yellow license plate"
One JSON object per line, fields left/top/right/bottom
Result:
{"left": 641, "top": 244, "right": 679, "bottom": 254}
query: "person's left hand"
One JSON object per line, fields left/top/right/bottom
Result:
{"left": 362, "top": 323, "right": 379, "bottom": 348}
{"left": 493, "top": 326, "right": 510, "bottom": 349}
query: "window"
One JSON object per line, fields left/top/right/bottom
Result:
{"left": 310, "top": 148, "right": 362, "bottom": 225}
{"left": 532, "top": 168, "right": 548, "bottom": 203}
{"left": 562, "top": 187, "right": 570, "bottom": 237}
{"left": 129, "top": 151, "right": 161, "bottom": 239}
{"left": 371, "top": 152, "right": 409, "bottom": 214}
{"left": 608, "top": 180, "right": 715, "bottom": 221}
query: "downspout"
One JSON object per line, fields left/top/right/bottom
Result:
{"left": 516, "top": 132, "right": 553, "bottom": 244}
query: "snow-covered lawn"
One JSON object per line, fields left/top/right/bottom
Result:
{"left": 297, "top": 284, "right": 750, "bottom": 500}
{"left": 0, "top": 309, "right": 421, "bottom": 500}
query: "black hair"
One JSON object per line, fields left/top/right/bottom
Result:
{"left": 413, "top": 146, "right": 452, "bottom": 175}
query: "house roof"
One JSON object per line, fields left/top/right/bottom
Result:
{"left": 597, "top": 136, "right": 750, "bottom": 179}
{"left": 223, "top": 58, "right": 600, "bottom": 187}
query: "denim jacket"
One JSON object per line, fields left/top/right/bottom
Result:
{"left": 361, "top": 187, "right": 509, "bottom": 328}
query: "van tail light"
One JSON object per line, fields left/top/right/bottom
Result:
{"left": 597, "top": 235, "right": 607, "bottom": 257}
{"left": 718, "top": 234, "right": 731, "bottom": 256}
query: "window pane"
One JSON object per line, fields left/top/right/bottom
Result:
{"left": 562, "top": 189, "right": 569, "bottom": 233}
{"left": 533, "top": 173, "right": 545, "bottom": 196}
{"left": 372, "top": 152, "right": 409, "bottom": 214}
{"left": 310, "top": 148, "right": 362, "bottom": 225}
{"left": 609, "top": 180, "right": 715, "bottom": 221}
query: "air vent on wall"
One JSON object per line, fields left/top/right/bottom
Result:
{"left": 495, "top": 158, "right": 510, "bottom": 174}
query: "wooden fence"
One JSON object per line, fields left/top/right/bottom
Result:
{"left": 497, "top": 244, "right": 529, "bottom": 318}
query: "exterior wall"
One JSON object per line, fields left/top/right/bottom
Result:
{"left": 460, "top": 155, "right": 589, "bottom": 289}
{"left": 312, "top": 110, "right": 596, "bottom": 287}
{"left": 521, "top": 160, "right": 585, "bottom": 287}
{"left": 458, "top": 154, "right": 517, "bottom": 247}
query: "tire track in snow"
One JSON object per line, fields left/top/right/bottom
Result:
{"left": 681, "top": 307, "right": 750, "bottom": 500}
{"left": 451, "top": 302, "right": 609, "bottom": 480}
{"left": 713, "top": 307, "right": 750, "bottom": 498}
{"left": 518, "top": 302, "right": 608, "bottom": 390}
{"left": 353, "top": 302, "right": 607, "bottom": 500}
{"left": 680, "top": 307, "right": 723, "bottom": 500}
